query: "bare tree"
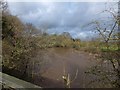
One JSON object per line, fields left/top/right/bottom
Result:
{"left": 84, "top": 1, "right": 120, "bottom": 87}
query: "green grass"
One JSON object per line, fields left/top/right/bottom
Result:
{"left": 100, "top": 44, "right": 118, "bottom": 52}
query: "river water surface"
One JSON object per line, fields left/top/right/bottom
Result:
{"left": 29, "top": 48, "right": 97, "bottom": 88}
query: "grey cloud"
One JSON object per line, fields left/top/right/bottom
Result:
{"left": 8, "top": 2, "right": 114, "bottom": 40}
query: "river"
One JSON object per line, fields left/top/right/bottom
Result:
{"left": 28, "top": 48, "right": 97, "bottom": 88}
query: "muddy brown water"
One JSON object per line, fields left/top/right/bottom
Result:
{"left": 2, "top": 48, "right": 115, "bottom": 88}
{"left": 28, "top": 48, "right": 97, "bottom": 88}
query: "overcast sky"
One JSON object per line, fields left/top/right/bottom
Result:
{"left": 7, "top": 1, "right": 117, "bottom": 40}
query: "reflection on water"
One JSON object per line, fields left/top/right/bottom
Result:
{"left": 28, "top": 48, "right": 96, "bottom": 88}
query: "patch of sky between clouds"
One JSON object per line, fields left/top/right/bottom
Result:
{"left": 8, "top": 2, "right": 117, "bottom": 40}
